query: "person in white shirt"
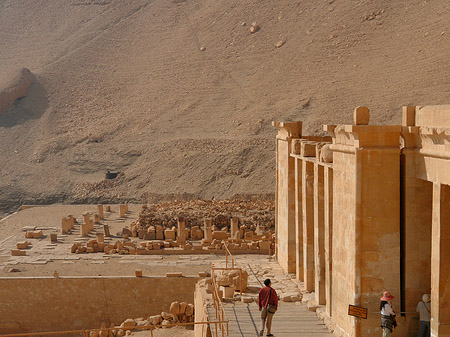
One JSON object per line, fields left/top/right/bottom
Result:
{"left": 416, "top": 294, "right": 431, "bottom": 337}
{"left": 380, "top": 291, "right": 396, "bottom": 336}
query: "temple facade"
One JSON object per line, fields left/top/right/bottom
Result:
{"left": 273, "top": 105, "right": 450, "bottom": 337}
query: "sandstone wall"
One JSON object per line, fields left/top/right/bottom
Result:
{"left": 0, "top": 68, "right": 33, "bottom": 116}
{"left": 0, "top": 276, "right": 198, "bottom": 334}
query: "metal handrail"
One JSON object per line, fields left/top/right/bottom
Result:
{"left": 0, "top": 321, "right": 229, "bottom": 337}
{"left": 210, "top": 267, "right": 230, "bottom": 337}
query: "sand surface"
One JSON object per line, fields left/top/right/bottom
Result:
{"left": 2, "top": 1, "right": 450, "bottom": 213}
{"left": 0, "top": 204, "right": 220, "bottom": 277}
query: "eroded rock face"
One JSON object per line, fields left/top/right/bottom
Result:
{"left": 0, "top": 68, "right": 33, "bottom": 116}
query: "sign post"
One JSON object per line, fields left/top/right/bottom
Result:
{"left": 348, "top": 305, "right": 368, "bottom": 319}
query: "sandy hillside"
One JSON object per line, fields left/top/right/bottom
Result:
{"left": 1, "top": 0, "right": 450, "bottom": 214}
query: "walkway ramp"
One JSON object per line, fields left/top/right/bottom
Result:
{"left": 208, "top": 301, "right": 332, "bottom": 337}
{"left": 209, "top": 256, "right": 332, "bottom": 337}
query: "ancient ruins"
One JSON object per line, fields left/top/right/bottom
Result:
{"left": 3, "top": 105, "right": 450, "bottom": 337}
{"left": 274, "top": 105, "right": 450, "bottom": 337}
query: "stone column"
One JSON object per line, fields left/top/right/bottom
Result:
{"left": 97, "top": 205, "right": 104, "bottom": 220}
{"left": 314, "top": 163, "right": 325, "bottom": 305}
{"left": 400, "top": 108, "right": 433, "bottom": 321}
{"left": 325, "top": 115, "right": 402, "bottom": 337}
{"left": 273, "top": 121, "right": 302, "bottom": 274}
{"left": 81, "top": 223, "right": 90, "bottom": 236}
{"left": 204, "top": 219, "right": 212, "bottom": 242}
{"left": 230, "top": 218, "right": 239, "bottom": 239}
{"left": 119, "top": 204, "right": 127, "bottom": 218}
{"left": 177, "top": 216, "right": 186, "bottom": 244}
{"left": 431, "top": 183, "right": 450, "bottom": 336}
{"left": 294, "top": 157, "right": 304, "bottom": 281}
{"left": 324, "top": 166, "right": 333, "bottom": 317}
{"left": 302, "top": 160, "right": 315, "bottom": 291}
{"left": 83, "top": 212, "right": 92, "bottom": 231}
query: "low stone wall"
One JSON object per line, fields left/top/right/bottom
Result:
{"left": 0, "top": 68, "right": 33, "bottom": 116}
{"left": 194, "top": 280, "right": 212, "bottom": 337}
{"left": 0, "top": 276, "right": 199, "bottom": 334}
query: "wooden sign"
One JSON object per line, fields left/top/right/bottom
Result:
{"left": 348, "top": 305, "right": 368, "bottom": 319}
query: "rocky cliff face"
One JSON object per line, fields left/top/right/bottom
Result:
{"left": 1, "top": 0, "right": 450, "bottom": 214}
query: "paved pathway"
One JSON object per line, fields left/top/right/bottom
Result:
{"left": 209, "top": 256, "right": 332, "bottom": 337}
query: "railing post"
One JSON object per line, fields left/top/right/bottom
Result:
{"left": 239, "top": 269, "right": 243, "bottom": 294}
{"left": 215, "top": 322, "right": 218, "bottom": 337}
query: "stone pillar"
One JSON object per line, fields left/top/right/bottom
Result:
{"left": 68, "top": 215, "right": 75, "bottom": 229}
{"left": 273, "top": 121, "right": 302, "bottom": 274}
{"left": 230, "top": 218, "right": 239, "bottom": 239}
{"left": 325, "top": 119, "right": 401, "bottom": 337}
{"left": 294, "top": 157, "right": 304, "bottom": 281}
{"left": 400, "top": 109, "right": 433, "bottom": 323}
{"left": 324, "top": 167, "right": 333, "bottom": 316}
{"left": 61, "top": 217, "right": 71, "bottom": 234}
{"left": 81, "top": 223, "right": 90, "bottom": 236}
{"left": 204, "top": 219, "right": 212, "bottom": 242}
{"left": 94, "top": 214, "right": 100, "bottom": 224}
{"left": 119, "top": 204, "right": 127, "bottom": 218}
{"left": 302, "top": 160, "right": 315, "bottom": 291}
{"left": 97, "top": 205, "right": 104, "bottom": 220}
{"left": 83, "top": 212, "right": 93, "bottom": 231}
{"left": 314, "top": 163, "right": 326, "bottom": 305}
{"left": 177, "top": 216, "right": 186, "bottom": 244}
{"left": 431, "top": 183, "right": 450, "bottom": 336}
{"left": 103, "top": 224, "right": 111, "bottom": 237}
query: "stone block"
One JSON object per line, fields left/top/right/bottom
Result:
{"left": 50, "top": 233, "right": 58, "bottom": 243}
{"left": 96, "top": 233, "right": 105, "bottom": 243}
{"left": 32, "top": 230, "right": 44, "bottom": 239}
{"left": 291, "top": 139, "right": 302, "bottom": 155}
{"left": 259, "top": 240, "right": 270, "bottom": 250}
{"left": 301, "top": 141, "right": 316, "bottom": 157}
{"left": 319, "top": 144, "right": 333, "bottom": 163}
{"left": 221, "top": 286, "right": 235, "bottom": 299}
{"left": 104, "top": 224, "right": 111, "bottom": 237}
{"left": 61, "top": 217, "right": 72, "bottom": 234}
{"left": 353, "top": 106, "right": 370, "bottom": 125}
{"left": 241, "top": 296, "right": 254, "bottom": 303}
{"left": 166, "top": 272, "right": 183, "bottom": 277}
{"left": 11, "top": 249, "right": 26, "bottom": 256}
{"left": 164, "top": 229, "right": 176, "bottom": 240}
{"left": 135, "top": 269, "right": 143, "bottom": 277}
{"left": 212, "top": 231, "right": 228, "bottom": 240}
{"left": 25, "top": 231, "right": 34, "bottom": 239}
{"left": 16, "top": 241, "right": 29, "bottom": 249}
{"left": 156, "top": 228, "right": 164, "bottom": 240}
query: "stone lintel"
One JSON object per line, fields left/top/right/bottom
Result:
{"left": 417, "top": 126, "right": 450, "bottom": 157}
{"left": 325, "top": 124, "right": 401, "bottom": 149}
{"left": 272, "top": 121, "right": 302, "bottom": 140}
{"left": 415, "top": 105, "right": 450, "bottom": 128}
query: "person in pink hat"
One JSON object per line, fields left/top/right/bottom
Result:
{"left": 380, "top": 291, "right": 397, "bottom": 336}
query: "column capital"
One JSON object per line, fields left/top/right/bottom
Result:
{"left": 272, "top": 121, "right": 302, "bottom": 140}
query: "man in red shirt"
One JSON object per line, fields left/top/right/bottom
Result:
{"left": 258, "top": 278, "right": 278, "bottom": 336}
